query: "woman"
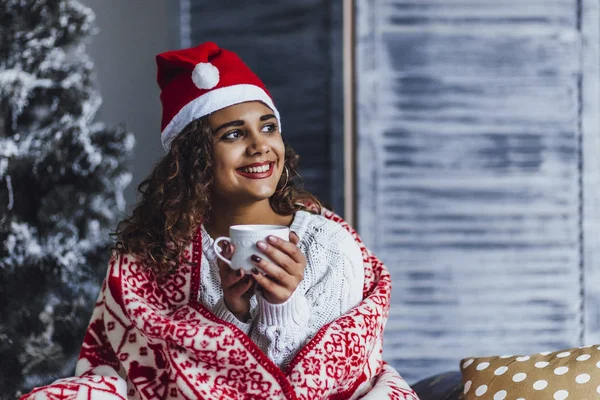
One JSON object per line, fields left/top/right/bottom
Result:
{"left": 22, "top": 42, "right": 418, "bottom": 400}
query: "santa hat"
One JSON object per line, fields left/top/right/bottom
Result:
{"left": 156, "top": 42, "right": 281, "bottom": 151}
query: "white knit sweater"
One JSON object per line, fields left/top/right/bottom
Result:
{"left": 198, "top": 210, "right": 364, "bottom": 369}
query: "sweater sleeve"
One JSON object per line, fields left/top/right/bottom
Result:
{"left": 213, "top": 296, "right": 253, "bottom": 335}
{"left": 250, "top": 220, "right": 365, "bottom": 368}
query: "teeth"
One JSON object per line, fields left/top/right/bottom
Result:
{"left": 241, "top": 164, "right": 270, "bottom": 173}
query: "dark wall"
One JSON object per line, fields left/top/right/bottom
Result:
{"left": 184, "top": 0, "right": 345, "bottom": 213}
{"left": 80, "top": 0, "right": 176, "bottom": 210}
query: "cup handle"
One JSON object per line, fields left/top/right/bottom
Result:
{"left": 213, "top": 237, "right": 233, "bottom": 266}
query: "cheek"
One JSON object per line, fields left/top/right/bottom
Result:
{"left": 213, "top": 159, "right": 235, "bottom": 183}
{"left": 272, "top": 138, "right": 286, "bottom": 161}
{"left": 211, "top": 163, "right": 239, "bottom": 197}
{"left": 212, "top": 144, "right": 240, "bottom": 171}
{"left": 211, "top": 150, "right": 237, "bottom": 186}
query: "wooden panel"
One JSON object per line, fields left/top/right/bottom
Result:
{"left": 355, "top": 0, "right": 588, "bottom": 383}
{"left": 582, "top": 0, "right": 600, "bottom": 346}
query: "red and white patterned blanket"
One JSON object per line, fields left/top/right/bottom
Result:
{"left": 21, "top": 211, "right": 419, "bottom": 400}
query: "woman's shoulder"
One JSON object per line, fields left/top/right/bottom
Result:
{"left": 292, "top": 210, "right": 358, "bottom": 251}
{"left": 104, "top": 251, "right": 145, "bottom": 279}
{"left": 291, "top": 209, "right": 337, "bottom": 233}
{"left": 108, "top": 249, "right": 144, "bottom": 266}
{"left": 105, "top": 250, "right": 162, "bottom": 278}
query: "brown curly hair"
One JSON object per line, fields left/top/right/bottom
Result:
{"left": 112, "top": 116, "right": 321, "bottom": 280}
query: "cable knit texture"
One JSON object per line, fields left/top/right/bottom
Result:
{"left": 198, "top": 210, "right": 364, "bottom": 368}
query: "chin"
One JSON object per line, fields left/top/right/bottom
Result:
{"left": 247, "top": 180, "right": 278, "bottom": 196}
{"left": 233, "top": 185, "right": 276, "bottom": 203}
{"left": 252, "top": 188, "right": 277, "bottom": 200}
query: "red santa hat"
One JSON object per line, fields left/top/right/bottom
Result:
{"left": 156, "top": 42, "right": 281, "bottom": 151}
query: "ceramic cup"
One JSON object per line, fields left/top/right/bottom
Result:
{"left": 213, "top": 224, "right": 290, "bottom": 272}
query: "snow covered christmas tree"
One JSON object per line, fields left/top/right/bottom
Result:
{"left": 0, "top": 1, "right": 134, "bottom": 396}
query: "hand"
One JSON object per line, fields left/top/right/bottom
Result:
{"left": 217, "top": 242, "right": 256, "bottom": 322}
{"left": 251, "top": 231, "right": 306, "bottom": 304}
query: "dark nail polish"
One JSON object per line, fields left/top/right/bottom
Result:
{"left": 252, "top": 268, "right": 259, "bottom": 275}
{"left": 235, "top": 270, "right": 242, "bottom": 277}
{"left": 251, "top": 254, "right": 261, "bottom": 263}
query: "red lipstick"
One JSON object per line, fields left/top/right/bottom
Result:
{"left": 236, "top": 162, "right": 275, "bottom": 179}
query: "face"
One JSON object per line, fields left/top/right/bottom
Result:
{"left": 207, "top": 101, "right": 285, "bottom": 204}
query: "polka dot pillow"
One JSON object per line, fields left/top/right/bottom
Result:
{"left": 460, "top": 345, "right": 600, "bottom": 399}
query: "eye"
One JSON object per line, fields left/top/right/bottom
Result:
{"left": 221, "top": 130, "right": 243, "bottom": 140}
{"left": 262, "top": 123, "right": 278, "bottom": 133}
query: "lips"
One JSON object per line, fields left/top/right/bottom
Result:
{"left": 236, "top": 161, "right": 275, "bottom": 179}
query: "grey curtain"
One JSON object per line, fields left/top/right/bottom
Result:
{"left": 180, "top": 0, "right": 345, "bottom": 213}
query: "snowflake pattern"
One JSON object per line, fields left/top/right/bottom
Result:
{"left": 20, "top": 211, "right": 418, "bottom": 400}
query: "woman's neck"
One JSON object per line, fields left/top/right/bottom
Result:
{"left": 205, "top": 198, "right": 294, "bottom": 239}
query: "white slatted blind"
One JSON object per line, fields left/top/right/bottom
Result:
{"left": 355, "top": 0, "right": 600, "bottom": 383}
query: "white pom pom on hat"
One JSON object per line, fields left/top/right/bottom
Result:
{"left": 191, "top": 62, "right": 220, "bottom": 89}
{"left": 156, "top": 42, "right": 281, "bottom": 151}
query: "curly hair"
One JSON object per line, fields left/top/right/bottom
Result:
{"left": 112, "top": 116, "right": 321, "bottom": 280}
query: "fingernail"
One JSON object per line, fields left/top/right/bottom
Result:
{"left": 251, "top": 254, "right": 261, "bottom": 263}
{"left": 256, "top": 241, "right": 267, "bottom": 250}
{"left": 252, "top": 268, "right": 259, "bottom": 275}
{"left": 235, "top": 270, "right": 242, "bottom": 277}
{"left": 267, "top": 236, "right": 278, "bottom": 244}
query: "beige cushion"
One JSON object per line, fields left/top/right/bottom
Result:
{"left": 460, "top": 345, "right": 600, "bottom": 399}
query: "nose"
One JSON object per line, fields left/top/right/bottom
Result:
{"left": 246, "top": 129, "right": 270, "bottom": 156}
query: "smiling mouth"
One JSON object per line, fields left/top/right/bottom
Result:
{"left": 236, "top": 162, "right": 275, "bottom": 179}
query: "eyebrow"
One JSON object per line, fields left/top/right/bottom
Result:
{"left": 214, "top": 114, "right": 277, "bottom": 134}
{"left": 260, "top": 114, "right": 276, "bottom": 121}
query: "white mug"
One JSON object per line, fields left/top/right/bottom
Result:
{"left": 213, "top": 225, "right": 290, "bottom": 272}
